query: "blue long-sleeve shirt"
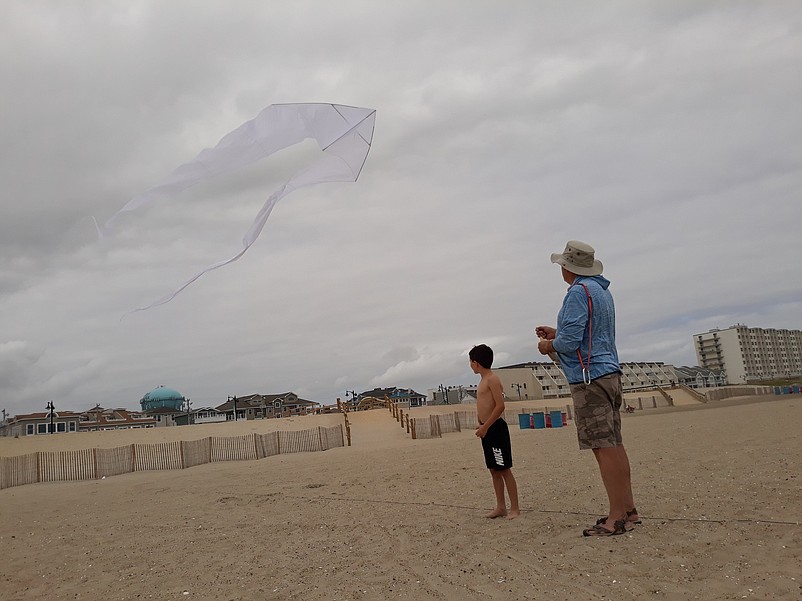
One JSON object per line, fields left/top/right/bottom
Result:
{"left": 552, "top": 275, "right": 621, "bottom": 384}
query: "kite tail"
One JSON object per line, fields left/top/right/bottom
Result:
{"left": 121, "top": 180, "right": 294, "bottom": 319}
{"left": 120, "top": 246, "right": 252, "bottom": 320}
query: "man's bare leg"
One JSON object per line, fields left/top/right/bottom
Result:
{"left": 592, "top": 446, "right": 632, "bottom": 530}
{"left": 617, "top": 445, "right": 638, "bottom": 522}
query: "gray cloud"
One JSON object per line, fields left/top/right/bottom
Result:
{"left": 2, "top": 1, "right": 801, "bottom": 416}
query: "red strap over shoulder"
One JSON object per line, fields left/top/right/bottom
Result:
{"left": 574, "top": 283, "right": 592, "bottom": 384}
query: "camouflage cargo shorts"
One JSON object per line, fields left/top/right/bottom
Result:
{"left": 570, "top": 373, "right": 623, "bottom": 450}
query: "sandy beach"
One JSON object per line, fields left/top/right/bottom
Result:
{"left": 1, "top": 395, "right": 800, "bottom": 600}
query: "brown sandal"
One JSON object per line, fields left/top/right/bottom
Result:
{"left": 583, "top": 519, "right": 628, "bottom": 537}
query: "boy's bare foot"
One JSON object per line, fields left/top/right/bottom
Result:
{"left": 506, "top": 509, "right": 521, "bottom": 520}
{"left": 485, "top": 508, "right": 507, "bottom": 518}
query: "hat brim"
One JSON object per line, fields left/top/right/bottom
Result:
{"left": 550, "top": 253, "right": 603, "bottom": 276}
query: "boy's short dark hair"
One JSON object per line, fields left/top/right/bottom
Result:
{"left": 469, "top": 344, "right": 493, "bottom": 369}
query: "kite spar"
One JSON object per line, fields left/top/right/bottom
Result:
{"left": 102, "top": 103, "right": 376, "bottom": 314}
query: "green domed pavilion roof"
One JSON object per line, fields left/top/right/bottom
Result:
{"left": 140, "top": 386, "right": 186, "bottom": 411}
{"left": 142, "top": 386, "right": 184, "bottom": 401}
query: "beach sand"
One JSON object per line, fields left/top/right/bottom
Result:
{"left": 1, "top": 395, "right": 799, "bottom": 600}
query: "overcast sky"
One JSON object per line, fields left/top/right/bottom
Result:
{"left": 2, "top": 1, "right": 801, "bottom": 416}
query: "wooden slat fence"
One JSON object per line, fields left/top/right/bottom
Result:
{"left": 0, "top": 453, "right": 38, "bottom": 489}
{"left": 436, "top": 413, "right": 460, "bottom": 434}
{"left": 256, "top": 432, "right": 280, "bottom": 458}
{"left": 0, "top": 424, "right": 344, "bottom": 491}
{"left": 319, "top": 426, "right": 345, "bottom": 451}
{"left": 409, "top": 406, "right": 573, "bottom": 440}
{"left": 278, "top": 428, "right": 320, "bottom": 454}
{"left": 409, "top": 414, "right": 444, "bottom": 440}
{"left": 96, "top": 445, "right": 134, "bottom": 478}
{"left": 134, "top": 441, "right": 183, "bottom": 471}
{"left": 182, "top": 438, "right": 211, "bottom": 468}
{"left": 39, "top": 449, "right": 96, "bottom": 483}
{"left": 455, "top": 411, "right": 478, "bottom": 429}
{"left": 210, "top": 435, "right": 257, "bottom": 462}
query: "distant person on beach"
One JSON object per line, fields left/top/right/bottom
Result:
{"left": 470, "top": 344, "right": 520, "bottom": 519}
{"left": 535, "top": 241, "right": 639, "bottom": 536}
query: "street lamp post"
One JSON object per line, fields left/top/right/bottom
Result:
{"left": 46, "top": 401, "right": 55, "bottom": 434}
{"left": 228, "top": 396, "right": 238, "bottom": 421}
{"left": 438, "top": 384, "right": 449, "bottom": 404}
{"left": 512, "top": 384, "right": 523, "bottom": 401}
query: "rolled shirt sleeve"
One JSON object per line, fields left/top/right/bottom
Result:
{"left": 552, "top": 287, "right": 588, "bottom": 355}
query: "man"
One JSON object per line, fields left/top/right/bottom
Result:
{"left": 536, "top": 240, "right": 638, "bottom": 536}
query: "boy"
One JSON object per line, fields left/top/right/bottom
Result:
{"left": 469, "top": 344, "right": 520, "bottom": 519}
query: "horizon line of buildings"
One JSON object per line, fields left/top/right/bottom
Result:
{"left": 431, "top": 362, "right": 725, "bottom": 404}
{"left": 0, "top": 386, "right": 425, "bottom": 438}
{"left": 448, "top": 324, "right": 801, "bottom": 404}
{"left": 3, "top": 324, "right": 799, "bottom": 437}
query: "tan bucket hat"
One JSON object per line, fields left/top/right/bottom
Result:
{"left": 550, "top": 240, "right": 603, "bottom": 276}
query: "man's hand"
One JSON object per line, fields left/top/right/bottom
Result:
{"left": 537, "top": 338, "right": 552, "bottom": 356}
{"left": 535, "top": 325, "right": 556, "bottom": 340}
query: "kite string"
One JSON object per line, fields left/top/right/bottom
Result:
{"left": 271, "top": 493, "right": 801, "bottom": 526}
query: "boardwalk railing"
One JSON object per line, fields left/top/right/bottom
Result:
{"left": 631, "top": 394, "right": 672, "bottom": 410}
{"left": 0, "top": 425, "right": 344, "bottom": 491}
{"left": 705, "top": 386, "right": 773, "bottom": 401}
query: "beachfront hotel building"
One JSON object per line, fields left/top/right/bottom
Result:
{"left": 694, "top": 324, "right": 802, "bottom": 384}
{"left": 495, "top": 361, "right": 681, "bottom": 401}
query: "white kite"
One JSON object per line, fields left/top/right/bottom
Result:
{"left": 102, "top": 102, "right": 376, "bottom": 314}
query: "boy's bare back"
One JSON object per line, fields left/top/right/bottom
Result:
{"left": 476, "top": 370, "right": 504, "bottom": 424}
